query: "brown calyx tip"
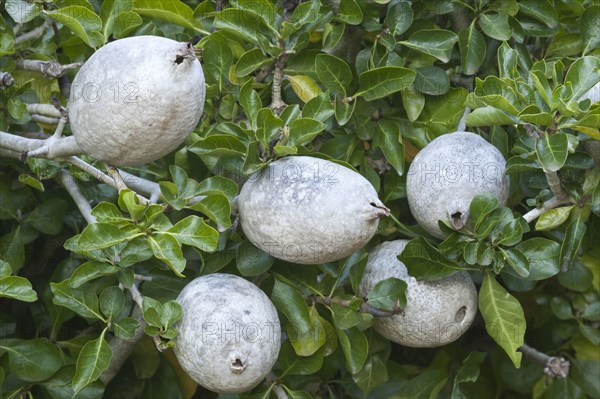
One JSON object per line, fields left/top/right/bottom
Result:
{"left": 370, "top": 201, "right": 391, "bottom": 218}
{"left": 450, "top": 210, "right": 467, "bottom": 230}
{"left": 230, "top": 358, "right": 246, "bottom": 374}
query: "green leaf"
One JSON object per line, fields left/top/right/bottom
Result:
{"left": 387, "top": 2, "right": 413, "bottom": 36}
{"left": 356, "top": 67, "right": 416, "bottom": 101}
{"left": 400, "top": 29, "right": 459, "bottom": 63}
{"left": 392, "top": 369, "right": 447, "bottom": 399}
{"left": 459, "top": 23, "right": 486, "bottom": 75}
{"left": 331, "top": 303, "right": 364, "bottom": 330}
{"left": 414, "top": 66, "right": 449, "bottom": 96}
{"left": 113, "top": 317, "right": 139, "bottom": 339}
{"left": 337, "top": 326, "right": 368, "bottom": 374}
{"left": 203, "top": 32, "right": 233, "bottom": 92}
{"left": 99, "top": 286, "right": 125, "bottom": 319}
{"left": 188, "top": 194, "right": 231, "bottom": 232}
{"left": 335, "top": 0, "right": 363, "bottom": 25}
{"left": 373, "top": 120, "right": 405, "bottom": 175}
{"left": 76, "top": 223, "right": 143, "bottom": 251}
{"left": 73, "top": 328, "right": 112, "bottom": 395}
{"left": 518, "top": 0, "right": 558, "bottom": 28}
{"left": 236, "top": 240, "right": 274, "bottom": 277}
{"left": 160, "top": 300, "right": 182, "bottom": 328}
{"left": 0, "top": 260, "right": 10, "bottom": 278}
{"left": 353, "top": 354, "right": 389, "bottom": 396}
{"left": 286, "top": 306, "right": 326, "bottom": 356}
{"left": 402, "top": 86, "right": 425, "bottom": 122}
{"left": 452, "top": 352, "right": 486, "bottom": 399}
{"left": 18, "top": 174, "right": 43, "bottom": 192}
{"left": 0, "top": 276, "right": 38, "bottom": 302}
{"left": 560, "top": 213, "right": 587, "bottom": 271}
{"left": 45, "top": 6, "right": 104, "bottom": 47}
{"left": 470, "top": 194, "right": 499, "bottom": 230}
{"left": 142, "top": 297, "right": 163, "bottom": 328}
{"left": 581, "top": 5, "right": 600, "bottom": 54}
{"left": 271, "top": 278, "right": 311, "bottom": 333}
{"left": 565, "top": 56, "right": 600, "bottom": 101}
{"left": 334, "top": 96, "right": 356, "bottom": 126}
{"left": 24, "top": 198, "right": 67, "bottom": 235}
{"left": 315, "top": 54, "right": 353, "bottom": 94}
{"left": 535, "top": 206, "right": 574, "bottom": 231}
{"left": 516, "top": 238, "right": 560, "bottom": 280}
{"left": 479, "top": 13, "right": 512, "bottom": 41}
{"left": 235, "top": 48, "right": 272, "bottom": 77}
{"left": 289, "top": 117, "right": 327, "bottom": 146}
{"left": 189, "top": 134, "right": 247, "bottom": 158}
{"left": 0, "top": 338, "right": 62, "bottom": 382}
{"left": 367, "top": 277, "right": 407, "bottom": 311}
{"left": 279, "top": 341, "right": 324, "bottom": 376}
{"left": 5, "top": 0, "right": 42, "bottom": 23}
{"left": 287, "top": 75, "right": 322, "bottom": 103}
{"left": 133, "top": 0, "right": 200, "bottom": 32}
{"left": 398, "top": 237, "right": 461, "bottom": 281}
{"left": 213, "top": 8, "right": 277, "bottom": 47}
{"left": 148, "top": 233, "right": 186, "bottom": 277}
{"left": 499, "top": 248, "right": 529, "bottom": 278}
{"left": 478, "top": 272, "right": 525, "bottom": 368}
{"left": 166, "top": 215, "right": 219, "bottom": 252}
{"left": 536, "top": 133, "right": 569, "bottom": 172}
{"left": 51, "top": 280, "right": 105, "bottom": 321}
{"left": 466, "top": 106, "right": 516, "bottom": 126}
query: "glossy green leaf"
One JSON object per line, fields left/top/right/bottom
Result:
{"left": 166, "top": 215, "right": 219, "bottom": 252}
{"left": 73, "top": 328, "right": 112, "bottom": 395}
{"left": 45, "top": 6, "right": 104, "bottom": 47}
{"left": 160, "top": 300, "right": 182, "bottom": 328}
{"left": 113, "top": 317, "right": 140, "bottom": 339}
{"left": 315, "top": 53, "right": 353, "bottom": 94}
{"left": 5, "top": 0, "right": 42, "bottom": 23}
{"left": 190, "top": 134, "right": 247, "bottom": 158}
{"left": 271, "top": 278, "right": 311, "bottom": 333}
{"left": 470, "top": 194, "right": 499, "bottom": 230}
{"left": 535, "top": 133, "right": 569, "bottom": 172}
{"left": 0, "top": 338, "right": 62, "bottom": 382}
{"left": 99, "top": 286, "right": 125, "bottom": 319}
{"left": 479, "top": 13, "right": 512, "bottom": 41}
{"left": 76, "top": 223, "right": 143, "bottom": 252}
{"left": 356, "top": 67, "right": 416, "bottom": 101}
{"left": 335, "top": 0, "right": 363, "bottom": 25}
{"left": 0, "top": 276, "right": 38, "bottom": 302}
{"left": 466, "top": 106, "right": 516, "bottom": 126}
{"left": 400, "top": 29, "right": 458, "bottom": 63}
{"left": 235, "top": 48, "right": 272, "bottom": 77}
{"left": 391, "top": 369, "right": 447, "bottom": 399}
{"left": 236, "top": 240, "right": 274, "bottom": 277}
{"left": 581, "top": 6, "right": 600, "bottom": 54}
{"left": 353, "top": 354, "right": 389, "bottom": 395}
{"left": 286, "top": 306, "right": 326, "bottom": 356}
{"left": 148, "top": 233, "right": 186, "bottom": 277}
{"left": 459, "top": 23, "right": 486, "bottom": 75}
{"left": 565, "top": 56, "right": 600, "bottom": 101}
{"left": 402, "top": 86, "right": 425, "bottom": 122}
{"left": 560, "top": 214, "right": 587, "bottom": 271}
{"left": 289, "top": 117, "right": 326, "bottom": 145}
{"left": 373, "top": 120, "right": 405, "bottom": 175}
{"left": 287, "top": 75, "right": 322, "bottom": 103}
{"left": 535, "top": 206, "right": 574, "bottom": 231}
{"left": 398, "top": 237, "right": 461, "bottom": 281}
{"left": 203, "top": 32, "right": 233, "bottom": 92}
{"left": 24, "top": 198, "right": 67, "bottom": 235}
{"left": 499, "top": 248, "right": 529, "bottom": 278}
{"left": 452, "top": 352, "right": 486, "bottom": 399}
{"left": 519, "top": 0, "right": 558, "bottom": 28}
{"left": 279, "top": 341, "right": 324, "bottom": 376}
{"left": 213, "top": 8, "right": 277, "bottom": 46}
{"left": 478, "top": 272, "right": 525, "bottom": 368}
{"left": 387, "top": 2, "right": 413, "bottom": 36}
{"left": 51, "top": 280, "right": 105, "bottom": 321}
{"left": 516, "top": 238, "right": 560, "bottom": 280}
{"left": 188, "top": 194, "right": 231, "bottom": 232}
{"left": 367, "top": 277, "right": 407, "bottom": 311}
{"left": 133, "top": 0, "right": 200, "bottom": 32}
{"left": 337, "top": 326, "right": 368, "bottom": 374}
{"left": 414, "top": 66, "right": 449, "bottom": 95}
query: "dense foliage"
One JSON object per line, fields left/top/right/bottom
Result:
{"left": 1, "top": 0, "right": 599, "bottom": 398}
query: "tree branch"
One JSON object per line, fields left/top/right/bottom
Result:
{"left": 311, "top": 295, "right": 403, "bottom": 317}
{"left": 522, "top": 197, "right": 572, "bottom": 223}
{"left": 58, "top": 170, "right": 96, "bottom": 224}
{"left": 544, "top": 170, "right": 570, "bottom": 202}
{"left": 16, "top": 60, "right": 84, "bottom": 79}
{"left": 1, "top": 71, "right": 15, "bottom": 88}
{"left": 271, "top": 43, "right": 288, "bottom": 114}
{"left": 14, "top": 20, "right": 52, "bottom": 46}
{"left": 26, "top": 103, "right": 62, "bottom": 118}
{"left": 519, "top": 344, "right": 570, "bottom": 378}
{"left": 0, "top": 131, "right": 83, "bottom": 159}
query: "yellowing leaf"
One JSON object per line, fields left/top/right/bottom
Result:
{"left": 287, "top": 75, "right": 321, "bottom": 103}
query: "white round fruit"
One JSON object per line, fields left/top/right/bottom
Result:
{"left": 238, "top": 156, "right": 390, "bottom": 264}
{"left": 359, "top": 240, "right": 477, "bottom": 348}
{"left": 174, "top": 273, "right": 281, "bottom": 394}
{"left": 68, "top": 35, "right": 205, "bottom": 166}
{"left": 406, "top": 131, "right": 509, "bottom": 238}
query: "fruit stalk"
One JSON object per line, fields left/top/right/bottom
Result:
{"left": 16, "top": 59, "right": 84, "bottom": 78}
{"left": 519, "top": 344, "right": 570, "bottom": 378}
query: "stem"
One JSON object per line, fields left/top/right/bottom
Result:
{"left": 312, "top": 296, "right": 403, "bottom": 317}
{"left": 0, "top": 71, "right": 14, "bottom": 88}
{"left": 16, "top": 60, "right": 84, "bottom": 79}
{"left": 31, "top": 115, "right": 60, "bottom": 125}
{"left": 544, "top": 170, "right": 570, "bottom": 202}
{"left": 0, "top": 131, "right": 83, "bottom": 159}
{"left": 457, "top": 107, "right": 471, "bottom": 132}
{"left": 519, "top": 344, "right": 570, "bottom": 378}
{"left": 522, "top": 196, "right": 571, "bottom": 223}
{"left": 58, "top": 170, "right": 96, "bottom": 224}
{"left": 271, "top": 42, "right": 288, "bottom": 114}
{"left": 272, "top": 384, "right": 290, "bottom": 399}
{"left": 26, "top": 103, "right": 62, "bottom": 118}
{"left": 14, "top": 20, "right": 52, "bottom": 46}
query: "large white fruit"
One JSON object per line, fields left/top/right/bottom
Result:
{"left": 68, "top": 35, "right": 205, "bottom": 166}
{"left": 406, "top": 131, "right": 509, "bottom": 238}
{"left": 359, "top": 240, "right": 477, "bottom": 348}
{"left": 238, "top": 156, "right": 390, "bottom": 264}
{"left": 174, "top": 273, "right": 281, "bottom": 394}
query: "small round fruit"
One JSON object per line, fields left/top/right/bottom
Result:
{"left": 238, "top": 156, "right": 390, "bottom": 264}
{"left": 406, "top": 131, "right": 509, "bottom": 238}
{"left": 68, "top": 35, "right": 205, "bottom": 166}
{"left": 174, "top": 273, "right": 281, "bottom": 394}
{"left": 359, "top": 240, "right": 477, "bottom": 348}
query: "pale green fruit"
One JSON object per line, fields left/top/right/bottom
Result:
{"left": 359, "top": 240, "right": 477, "bottom": 348}
{"left": 174, "top": 274, "right": 281, "bottom": 394}
{"left": 69, "top": 35, "right": 205, "bottom": 166}
{"left": 406, "top": 131, "right": 509, "bottom": 238}
{"left": 238, "top": 156, "right": 390, "bottom": 264}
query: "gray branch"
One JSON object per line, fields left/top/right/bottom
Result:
{"left": 14, "top": 20, "right": 52, "bottom": 46}
{"left": 522, "top": 196, "right": 571, "bottom": 223}
{"left": 520, "top": 344, "right": 570, "bottom": 378}
{"left": 16, "top": 59, "right": 84, "bottom": 79}
{"left": 58, "top": 170, "right": 96, "bottom": 224}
